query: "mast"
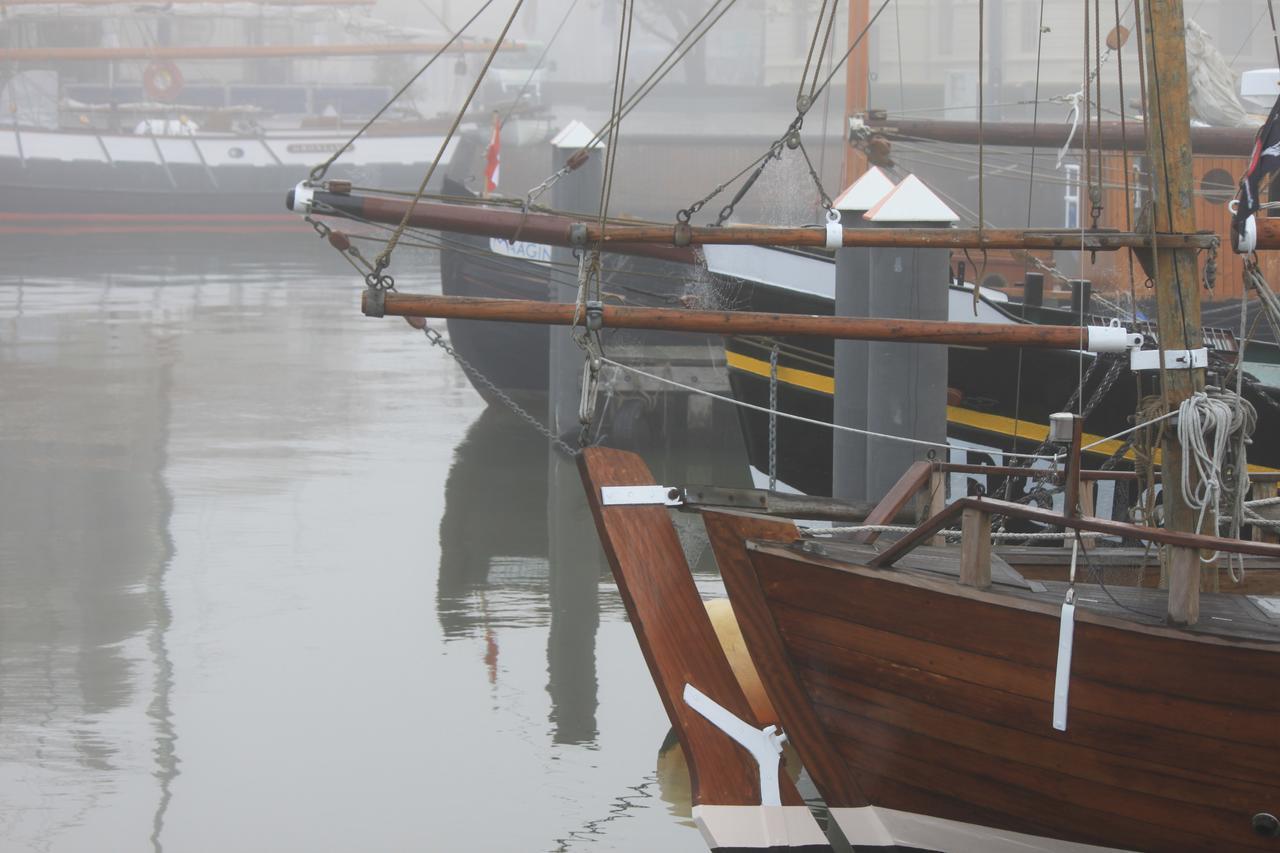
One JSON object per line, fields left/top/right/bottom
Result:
{"left": 841, "top": 0, "right": 870, "bottom": 184}
{"left": 1141, "top": 0, "right": 1206, "bottom": 625}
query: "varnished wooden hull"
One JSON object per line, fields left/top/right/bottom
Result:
{"left": 712, "top": 525, "right": 1280, "bottom": 851}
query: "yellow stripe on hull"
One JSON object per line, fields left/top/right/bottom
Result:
{"left": 724, "top": 349, "right": 1279, "bottom": 473}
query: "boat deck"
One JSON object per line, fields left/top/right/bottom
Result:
{"left": 795, "top": 538, "right": 1280, "bottom": 644}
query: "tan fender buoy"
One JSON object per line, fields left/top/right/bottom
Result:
{"left": 704, "top": 598, "right": 778, "bottom": 726}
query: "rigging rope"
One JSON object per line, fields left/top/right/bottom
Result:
{"left": 308, "top": 0, "right": 498, "bottom": 183}
{"left": 369, "top": 0, "right": 525, "bottom": 287}
{"left": 525, "top": 0, "right": 742, "bottom": 207}
{"left": 496, "top": 0, "right": 580, "bottom": 131}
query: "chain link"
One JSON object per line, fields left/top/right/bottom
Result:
{"left": 677, "top": 114, "right": 806, "bottom": 226}
{"left": 422, "top": 326, "right": 581, "bottom": 457}
{"left": 1202, "top": 240, "right": 1218, "bottom": 291}
{"left": 525, "top": 161, "right": 576, "bottom": 211}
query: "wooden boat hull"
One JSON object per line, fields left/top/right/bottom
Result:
{"left": 436, "top": 179, "right": 725, "bottom": 407}
{"left": 708, "top": 517, "right": 1280, "bottom": 852}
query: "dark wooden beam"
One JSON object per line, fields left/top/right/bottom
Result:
{"left": 368, "top": 292, "right": 1102, "bottom": 350}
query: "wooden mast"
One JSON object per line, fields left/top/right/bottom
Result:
{"left": 841, "top": 0, "right": 870, "bottom": 184}
{"left": 1141, "top": 0, "right": 1207, "bottom": 625}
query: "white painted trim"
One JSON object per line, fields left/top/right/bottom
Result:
{"left": 1053, "top": 600, "right": 1077, "bottom": 731}
{"left": 488, "top": 238, "right": 551, "bottom": 265}
{"left": 684, "top": 683, "right": 787, "bottom": 807}
{"left": 289, "top": 182, "right": 315, "bottom": 213}
{"left": 600, "top": 485, "right": 680, "bottom": 507}
{"left": 829, "top": 806, "right": 1137, "bottom": 852}
{"left": 693, "top": 805, "right": 829, "bottom": 850}
{"left": 703, "top": 245, "right": 835, "bottom": 300}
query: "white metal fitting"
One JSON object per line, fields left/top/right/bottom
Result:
{"left": 1085, "top": 324, "right": 1144, "bottom": 353}
{"left": 288, "top": 181, "right": 315, "bottom": 215}
{"left": 600, "top": 485, "right": 682, "bottom": 506}
{"left": 684, "top": 683, "right": 787, "bottom": 807}
{"left": 1048, "top": 412, "right": 1076, "bottom": 445}
{"left": 1130, "top": 347, "right": 1209, "bottom": 372}
{"left": 824, "top": 208, "right": 843, "bottom": 250}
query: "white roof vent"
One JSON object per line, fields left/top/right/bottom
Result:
{"left": 551, "top": 119, "right": 602, "bottom": 149}
{"left": 863, "top": 174, "right": 959, "bottom": 223}
{"left": 832, "top": 166, "right": 896, "bottom": 213}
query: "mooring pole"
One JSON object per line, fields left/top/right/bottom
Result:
{"left": 1141, "top": 0, "right": 1207, "bottom": 625}
{"left": 548, "top": 121, "right": 604, "bottom": 441}
{"left": 832, "top": 169, "right": 894, "bottom": 502}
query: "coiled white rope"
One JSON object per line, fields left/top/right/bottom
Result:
{"left": 1176, "top": 387, "right": 1256, "bottom": 566}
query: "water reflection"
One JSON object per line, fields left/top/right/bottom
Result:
{"left": 2, "top": 231, "right": 751, "bottom": 851}
{"left": 0, "top": 239, "right": 192, "bottom": 852}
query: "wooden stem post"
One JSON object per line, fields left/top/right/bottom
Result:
{"left": 1141, "top": 0, "right": 1206, "bottom": 625}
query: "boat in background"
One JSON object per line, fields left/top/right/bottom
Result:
{"left": 718, "top": 246, "right": 1280, "bottom": 496}
{"left": 0, "top": 0, "right": 518, "bottom": 222}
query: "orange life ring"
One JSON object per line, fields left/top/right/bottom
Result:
{"left": 143, "top": 60, "right": 184, "bottom": 103}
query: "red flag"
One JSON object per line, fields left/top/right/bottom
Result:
{"left": 484, "top": 113, "right": 501, "bottom": 196}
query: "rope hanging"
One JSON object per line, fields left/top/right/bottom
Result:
{"left": 368, "top": 0, "right": 526, "bottom": 288}
{"left": 308, "top": 0, "right": 499, "bottom": 184}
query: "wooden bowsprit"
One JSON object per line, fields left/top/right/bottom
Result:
{"left": 361, "top": 292, "right": 1143, "bottom": 352}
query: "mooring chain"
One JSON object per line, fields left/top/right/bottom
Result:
{"left": 422, "top": 326, "right": 582, "bottom": 457}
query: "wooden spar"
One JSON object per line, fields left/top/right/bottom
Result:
{"left": 366, "top": 292, "right": 1102, "bottom": 349}
{"left": 842, "top": 0, "right": 870, "bottom": 184}
{"left": 0, "top": 41, "right": 511, "bottom": 62}
{"left": 862, "top": 115, "right": 1257, "bottom": 158}
{"left": 1142, "top": 0, "right": 1207, "bottom": 625}
{"left": 581, "top": 223, "right": 1215, "bottom": 251}
{"left": 300, "top": 188, "right": 1213, "bottom": 254}
{"left": 297, "top": 189, "right": 695, "bottom": 264}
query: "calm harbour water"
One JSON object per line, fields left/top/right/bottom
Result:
{"left": 0, "top": 232, "right": 749, "bottom": 852}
